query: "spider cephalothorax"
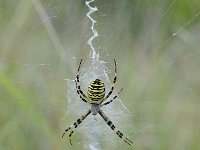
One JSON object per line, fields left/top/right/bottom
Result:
{"left": 62, "top": 59, "right": 133, "bottom": 146}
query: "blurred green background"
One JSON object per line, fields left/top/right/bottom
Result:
{"left": 0, "top": 0, "right": 200, "bottom": 149}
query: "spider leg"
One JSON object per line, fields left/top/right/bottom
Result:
{"left": 101, "top": 88, "right": 123, "bottom": 107}
{"left": 103, "top": 59, "right": 117, "bottom": 101}
{"left": 75, "top": 79, "right": 88, "bottom": 103}
{"left": 75, "top": 59, "right": 89, "bottom": 103}
{"left": 62, "top": 109, "right": 91, "bottom": 145}
{"left": 98, "top": 109, "right": 133, "bottom": 146}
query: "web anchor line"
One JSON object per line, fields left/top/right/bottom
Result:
{"left": 86, "top": 0, "right": 99, "bottom": 59}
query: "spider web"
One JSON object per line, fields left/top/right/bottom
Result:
{"left": 65, "top": 1, "right": 133, "bottom": 149}
{"left": 0, "top": 0, "right": 200, "bottom": 150}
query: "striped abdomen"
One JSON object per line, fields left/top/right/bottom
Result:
{"left": 88, "top": 79, "right": 105, "bottom": 104}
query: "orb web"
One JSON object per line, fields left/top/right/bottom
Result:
{"left": 1, "top": 0, "right": 200, "bottom": 149}
{"left": 64, "top": 1, "right": 134, "bottom": 149}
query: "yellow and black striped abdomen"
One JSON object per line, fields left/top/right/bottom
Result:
{"left": 88, "top": 79, "right": 105, "bottom": 104}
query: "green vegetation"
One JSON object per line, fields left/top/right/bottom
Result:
{"left": 0, "top": 0, "right": 200, "bottom": 149}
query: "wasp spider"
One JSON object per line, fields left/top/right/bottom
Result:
{"left": 62, "top": 59, "right": 133, "bottom": 146}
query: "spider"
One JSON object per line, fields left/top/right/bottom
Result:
{"left": 62, "top": 59, "right": 133, "bottom": 146}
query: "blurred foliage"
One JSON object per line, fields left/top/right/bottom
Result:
{"left": 0, "top": 0, "right": 200, "bottom": 150}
